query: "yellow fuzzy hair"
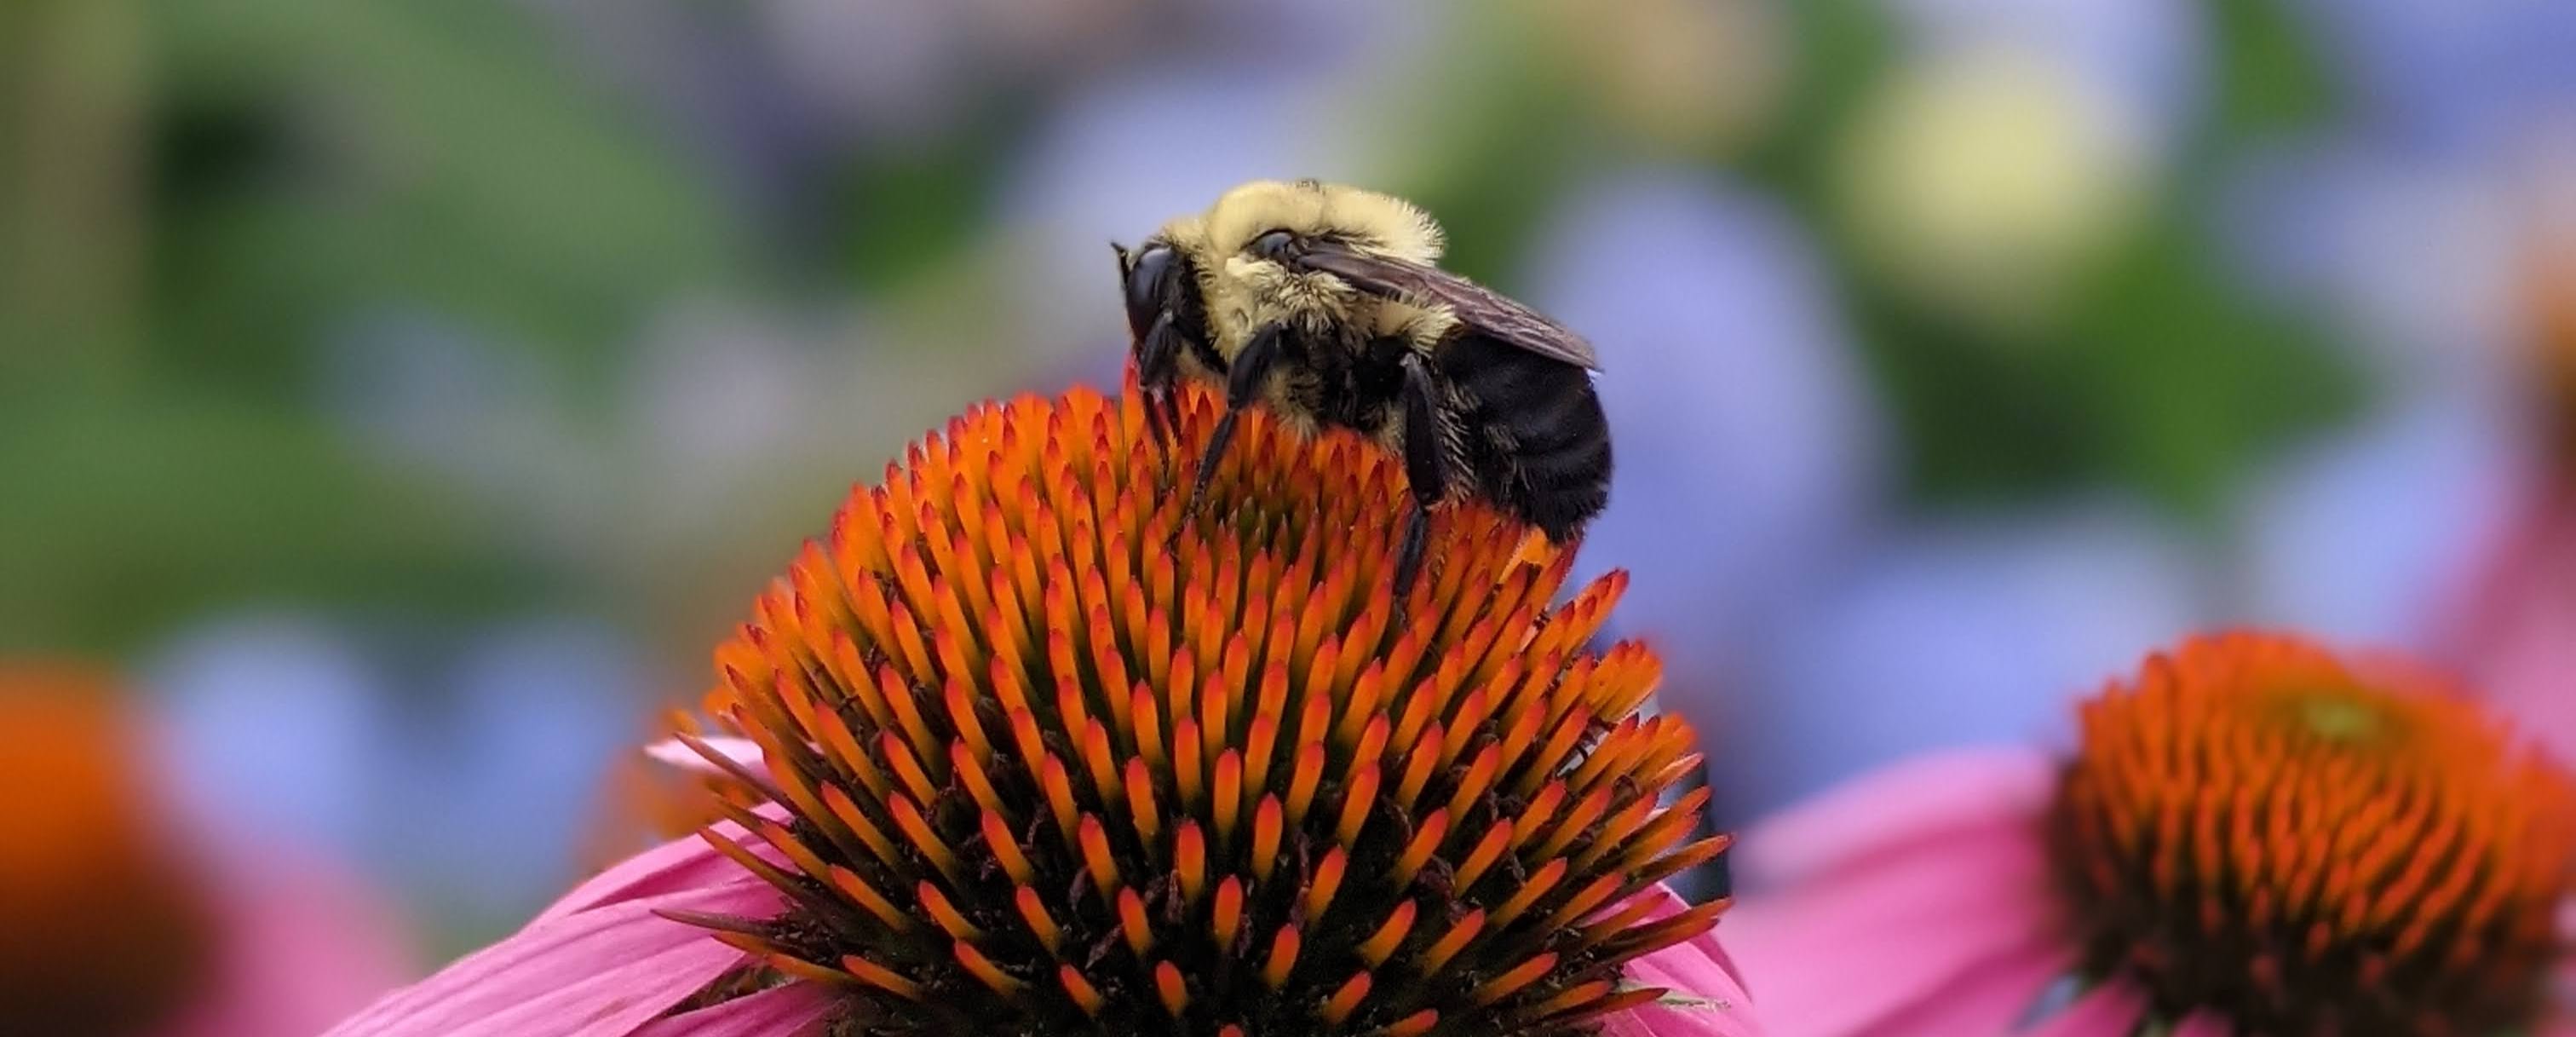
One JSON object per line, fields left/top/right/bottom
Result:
{"left": 1198, "top": 180, "right": 1445, "bottom": 262}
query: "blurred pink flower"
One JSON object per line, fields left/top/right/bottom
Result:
{"left": 2448, "top": 480, "right": 2576, "bottom": 763}
{"left": 163, "top": 838, "right": 414, "bottom": 1037}
{"left": 1722, "top": 633, "right": 2576, "bottom": 1037}
{"left": 0, "top": 666, "right": 411, "bottom": 1037}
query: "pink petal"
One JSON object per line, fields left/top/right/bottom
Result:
{"left": 1737, "top": 747, "right": 2058, "bottom": 890}
{"left": 2170, "top": 1011, "right": 2234, "bottom": 1037}
{"left": 1600, "top": 885, "right": 1762, "bottom": 1037}
{"left": 2442, "top": 483, "right": 2576, "bottom": 760}
{"left": 539, "top": 808, "right": 786, "bottom": 925}
{"left": 2019, "top": 980, "right": 2149, "bottom": 1037}
{"left": 630, "top": 982, "right": 837, "bottom": 1037}
{"left": 1724, "top": 817, "right": 2060, "bottom": 1037}
{"left": 2473, "top": 585, "right": 2576, "bottom": 758}
{"left": 646, "top": 736, "right": 767, "bottom": 777}
{"left": 1850, "top": 942, "right": 2072, "bottom": 1037}
{"left": 323, "top": 878, "right": 779, "bottom": 1037}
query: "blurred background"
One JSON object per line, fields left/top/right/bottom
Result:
{"left": 5, "top": 0, "right": 2574, "bottom": 1015}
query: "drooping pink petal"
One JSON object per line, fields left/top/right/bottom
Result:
{"left": 2467, "top": 569, "right": 2576, "bottom": 758}
{"left": 1600, "top": 884, "right": 1762, "bottom": 1037}
{"left": 2018, "top": 980, "right": 2150, "bottom": 1037}
{"left": 1735, "top": 746, "right": 2058, "bottom": 890}
{"left": 540, "top": 809, "right": 786, "bottom": 925}
{"left": 1724, "top": 815, "right": 2060, "bottom": 1037}
{"left": 163, "top": 841, "right": 412, "bottom": 1037}
{"left": 2441, "top": 481, "right": 2576, "bottom": 761}
{"left": 630, "top": 982, "right": 838, "bottom": 1037}
{"left": 2170, "top": 1010, "right": 2234, "bottom": 1037}
{"left": 323, "top": 877, "right": 779, "bottom": 1037}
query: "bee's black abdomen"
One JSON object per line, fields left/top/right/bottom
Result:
{"left": 1437, "top": 335, "right": 1612, "bottom": 542}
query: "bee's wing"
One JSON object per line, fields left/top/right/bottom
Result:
{"left": 1291, "top": 244, "right": 1602, "bottom": 372}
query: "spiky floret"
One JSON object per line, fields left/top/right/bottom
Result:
{"left": 670, "top": 382, "right": 1725, "bottom": 1036}
{"left": 2048, "top": 632, "right": 2576, "bottom": 1036}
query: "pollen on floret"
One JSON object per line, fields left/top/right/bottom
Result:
{"left": 2047, "top": 632, "right": 2576, "bottom": 1037}
{"left": 668, "top": 379, "right": 1725, "bottom": 1035}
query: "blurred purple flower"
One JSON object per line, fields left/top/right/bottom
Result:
{"left": 152, "top": 613, "right": 653, "bottom": 935}
{"left": 1522, "top": 174, "right": 1884, "bottom": 719}
{"left": 151, "top": 617, "right": 400, "bottom": 861}
{"left": 1739, "top": 498, "right": 2203, "bottom": 815}
{"left": 400, "top": 619, "right": 648, "bottom": 921}
{"left": 2303, "top": 0, "right": 2576, "bottom": 154}
{"left": 2232, "top": 390, "right": 2521, "bottom": 648}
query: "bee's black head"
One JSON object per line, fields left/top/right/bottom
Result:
{"left": 1118, "top": 240, "right": 1177, "bottom": 343}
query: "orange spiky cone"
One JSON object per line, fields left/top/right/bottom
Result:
{"left": 671, "top": 380, "right": 1728, "bottom": 1035}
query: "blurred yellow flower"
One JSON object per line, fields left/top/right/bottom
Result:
{"left": 1838, "top": 44, "right": 2151, "bottom": 339}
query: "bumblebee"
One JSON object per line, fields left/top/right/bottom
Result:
{"left": 1113, "top": 180, "right": 1612, "bottom": 601}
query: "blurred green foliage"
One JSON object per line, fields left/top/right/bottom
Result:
{"left": 3, "top": 0, "right": 733, "bottom": 651}
{"left": 0, "top": 395, "right": 526, "bottom": 652}
{"left": 141, "top": 0, "right": 734, "bottom": 392}
{"left": 1745, "top": 0, "right": 2361, "bottom": 520}
{"left": 1380, "top": 10, "right": 1595, "bottom": 287}
{"left": 0, "top": 0, "right": 2388, "bottom": 652}
{"left": 834, "top": 115, "right": 1021, "bottom": 294}
{"left": 2210, "top": 0, "right": 2337, "bottom": 138}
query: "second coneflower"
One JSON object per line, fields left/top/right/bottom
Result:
{"left": 328, "top": 381, "right": 1755, "bottom": 1037}
{"left": 1722, "top": 631, "right": 2576, "bottom": 1037}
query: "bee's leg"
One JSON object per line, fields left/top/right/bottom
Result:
{"left": 1135, "top": 311, "right": 1181, "bottom": 448}
{"left": 1180, "top": 323, "right": 1285, "bottom": 527}
{"left": 1392, "top": 351, "right": 1450, "bottom": 611}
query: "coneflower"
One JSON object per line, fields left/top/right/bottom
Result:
{"left": 327, "top": 381, "right": 1756, "bottom": 1037}
{"left": 1722, "top": 631, "right": 2576, "bottom": 1037}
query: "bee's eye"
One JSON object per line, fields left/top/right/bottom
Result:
{"left": 1125, "top": 244, "right": 1175, "bottom": 316}
{"left": 1249, "top": 229, "right": 1297, "bottom": 261}
{"left": 1123, "top": 243, "right": 1176, "bottom": 339}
